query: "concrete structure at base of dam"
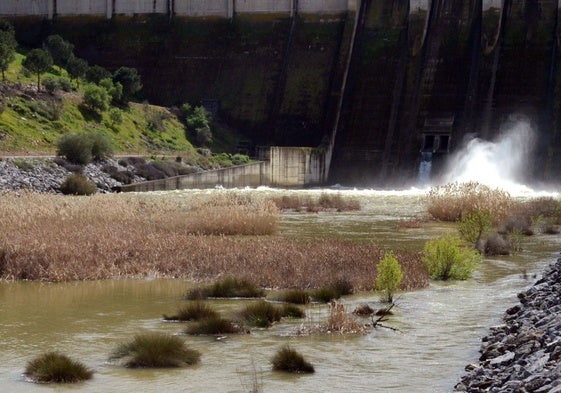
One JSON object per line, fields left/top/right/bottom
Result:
{"left": 119, "top": 146, "right": 325, "bottom": 191}
{"left": 0, "top": 0, "right": 357, "bottom": 19}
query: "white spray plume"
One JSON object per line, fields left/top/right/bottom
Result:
{"left": 441, "top": 119, "right": 535, "bottom": 194}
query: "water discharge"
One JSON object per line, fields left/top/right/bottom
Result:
{"left": 441, "top": 120, "right": 536, "bottom": 195}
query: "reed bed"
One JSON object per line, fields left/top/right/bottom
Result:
{"left": 0, "top": 191, "right": 427, "bottom": 291}
{"left": 269, "top": 193, "right": 360, "bottom": 212}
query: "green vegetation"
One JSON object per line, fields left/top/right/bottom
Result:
{"left": 25, "top": 352, "right": 93, "bottom": 383}
{"left": 163, "top": 301, "right": 218, "bottom": 321}
{"left": 375, "top": 250, "right": 403, "bottom": 303}
{"left": 311, "top": 278, "right": 353, "bottom": 303}
{"left": 0, "top": 23, "right": 16, "bottom": 81}
{"left": 457, "top": 209, "right": 493, "bottom": 246}
{"left": 59, "top": 173, "right": 97, "bottom": 195}
{"left": 238, "top": 300, "right": 304, "bottom": 328}
{"left": 422, "top": 235, "right": 481, "bottom": 280}
{"left": 271, "top": 345, "right": 314, "bottom": 374}
{"left": 22, "top": 48, "right": 53, "bottom": 90}
{"left": 83, "top": 84, "right": 110, "bottom": 113}
{"left": 185, "top": 277, "right": 265, "bottom": 300}
{"left": 56, "top": 131, "right": 112, "bottom": 164}
{"left": 269, "top": 288, "right": 310, "bottom": 304}
{"left": 110, "top": 333, "right": 200, "bottom": 368}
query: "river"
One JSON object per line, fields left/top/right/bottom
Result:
{"left": 1, "top": 188, "right": 559, "bottom": 392}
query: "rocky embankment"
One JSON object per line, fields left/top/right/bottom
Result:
{"left": 455, "top": 258, "right": 561, "bottom": 393}
{"left": 0, "top": 157, "right": 140, "bottom": 193}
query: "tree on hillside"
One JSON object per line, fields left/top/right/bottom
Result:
{"left": 22, "top": 49, "right": 53, "bottom": 91}
{"left": 43, "top": 35, "right": 74, "bottom": 71}
{"left": 66, "top": 55, "right": 88, "bottom": 87}
{"left": 112, "top": 66, "right": 142, "bottom": 103}
{"left": 0, "top": 29, "right": 16, "bottom": 81}
{"left": 86, "top": 65, "right": 111, "bottom": 84}
{"left": 83, "top": 83, "right": 110, "bottom": 113}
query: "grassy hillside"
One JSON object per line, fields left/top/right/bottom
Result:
{"left": 0, "top": 52, "right": 199, "bottom": 158}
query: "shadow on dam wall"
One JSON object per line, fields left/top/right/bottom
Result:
{"left": 8, "top": 0, "right": 561, "bottom": 187}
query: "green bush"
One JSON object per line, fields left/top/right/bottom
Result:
{"left": 59, "top": 173, "right": 97, "bottom": 195}
{"left": 83, "top": 83, "right": 110, "bottom": 113}
{"left": 271, "top": 345, "right": 314, "bottom": 374}
{"left": 375, "top": 250, "right": 403, "bottom": 303}
{"left": 457, "top": 209, "right": 493, "bottom": 245}
{"left": 110, "top": 333, "right": 200, "bottom": 368}
{"left": 25, "top": 352, "right": 93, "bottom": 383}
{"left": 422, "top": 235, "right": 481, "bottom": 280}
{"left": 57, "top": 132, "right": 112, "bottom": 164}
{"left": 42, "top": 75, "right": 59, "bottom": 94}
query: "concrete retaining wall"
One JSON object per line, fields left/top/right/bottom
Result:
{"left": 0, "top": 0, "right": 354, "bottom": 18}
{"left": 120, "top": 146, "right": 325, "bottom": 192}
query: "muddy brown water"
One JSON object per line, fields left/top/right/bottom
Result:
{"left": 1, "top": 188, "right": 559, "bottom": 392}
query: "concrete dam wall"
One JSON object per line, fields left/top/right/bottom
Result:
{"left": 6, "top": 0, "right": 561, "bottom": 187}
{"left": 0, "top": 0, "right": 355, "bottom": 18}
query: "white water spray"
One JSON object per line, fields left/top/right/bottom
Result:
{"left": 441, "top": 120, "right": 535, "bottom": 194}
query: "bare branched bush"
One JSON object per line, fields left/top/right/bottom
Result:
{"left": 426, "top": 182, "right": 512, "bottom": 224}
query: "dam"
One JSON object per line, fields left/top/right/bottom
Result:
{"left": 3, "top": 0, "right": 561, "bottom": 187}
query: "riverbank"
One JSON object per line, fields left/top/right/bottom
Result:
{"left": 454, "top": 257, "right": 561, "bottom": 392}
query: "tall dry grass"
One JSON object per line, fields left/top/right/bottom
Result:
{"left": 0, "top": 191, "right": 427, "bottom": 290}
{"left": 425, "top": 182, "right": 513, "bottom": 224}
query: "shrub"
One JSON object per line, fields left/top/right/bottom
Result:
{"left": 482, "top": 233, "right": 512, "bottom": 256}
{"left": 163, "top": 301, "right": 218, "bottom": 321}
{"left": 281, "top": 304, "right": 305, "bottom": 319}
{"left": 83, "top": 83, "right": 110, "bottom": 113}
{"left": 43, "top": 75, "right": 59, "bottom": 94}
{"left": 457, "top": 209, "right": 493, "bottom": 246}
{"left": 108, "top": 107, "right": 123, "bottom": 126}
{"left": 110, "top": 332, "right": 200, "bottom": 368}
{"left": 57, "top": 132, "right": 112, "bottom": 164}
{"left": 311, "top": 278, "right": 353, "bottom": 303}
{"left": 59, "top": 174, "right": 97, "bottom": 195}
{"left": 426, "top": 182, "right": 512, "bottom": 224}
{"left": 270, "top": 288, "right": 310, "bottom": 304}
{"left": 25, "top": 352, "right": 93, "bottom": 383}
{"left": 375, "top": 250, "right": 403, "bottom": 303}
{"left": 239, "top": 300, "right": 283, "bottom": 328}
{"left": 271, "top": 345, "right": 314, "bottom": 374}
{"left": 58, "top": 77, "right": 73, "bottom": 92}
{"left": 353, "top": 303, "right": 374, "bottom": 316}
{"left": 184, "top": 316, "right": 246, "bottom": 335}
{"left": 422, "top": 235, "right": 481, "bottom": 280}
{"left": 202, "top": 277, "right": 265, "bottom": 298}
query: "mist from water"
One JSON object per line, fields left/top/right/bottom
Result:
{"left": 440, "top": 120, "right": 536, "bottom": 194}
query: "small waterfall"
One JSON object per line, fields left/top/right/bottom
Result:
{"left": 418, "top": 151, "right": 433, "bottom": 186}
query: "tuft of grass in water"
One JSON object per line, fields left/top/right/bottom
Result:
{"left": 186, "top": 277, "right": 265, "bottom": 299}
{"left": 311, "top": 278, "right": 353, "bottom": 303}
{"left": 25, "top": 351, "right": 93, "bottom": 383}
{"left": 184, "top": 316, "right": 247, "bottom": 335}
{"left": 240, "top": 300, "right": 284, "bottom": 327}
{"left": 269, "top": 288, "right": 310, "bottom": 304}
{"left": 163, "top": 301, "right": 218, "bottom": 321}
{"left": 269, "top": 193, "right": 360, "bottom": 212}
{"left": 271, "top": 345, "right": 314, "bottom": 374}
{"left": 109, "top": 332, "right": 200, "bottom": 368}
{"left": 281, "top": 304, "right": 305, "bottom": 319}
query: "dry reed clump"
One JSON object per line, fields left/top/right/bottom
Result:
{"left": 269, "top": 193, "right": 360, "bottom": 212}
{"left": 425, "top": 182, "right": 512, "bottom": 224}
{"left": 0, "top": 192, "right": 428, "bottom": 291}
{"left": 293, "top": 301, "right": 366, "bottom": 335}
